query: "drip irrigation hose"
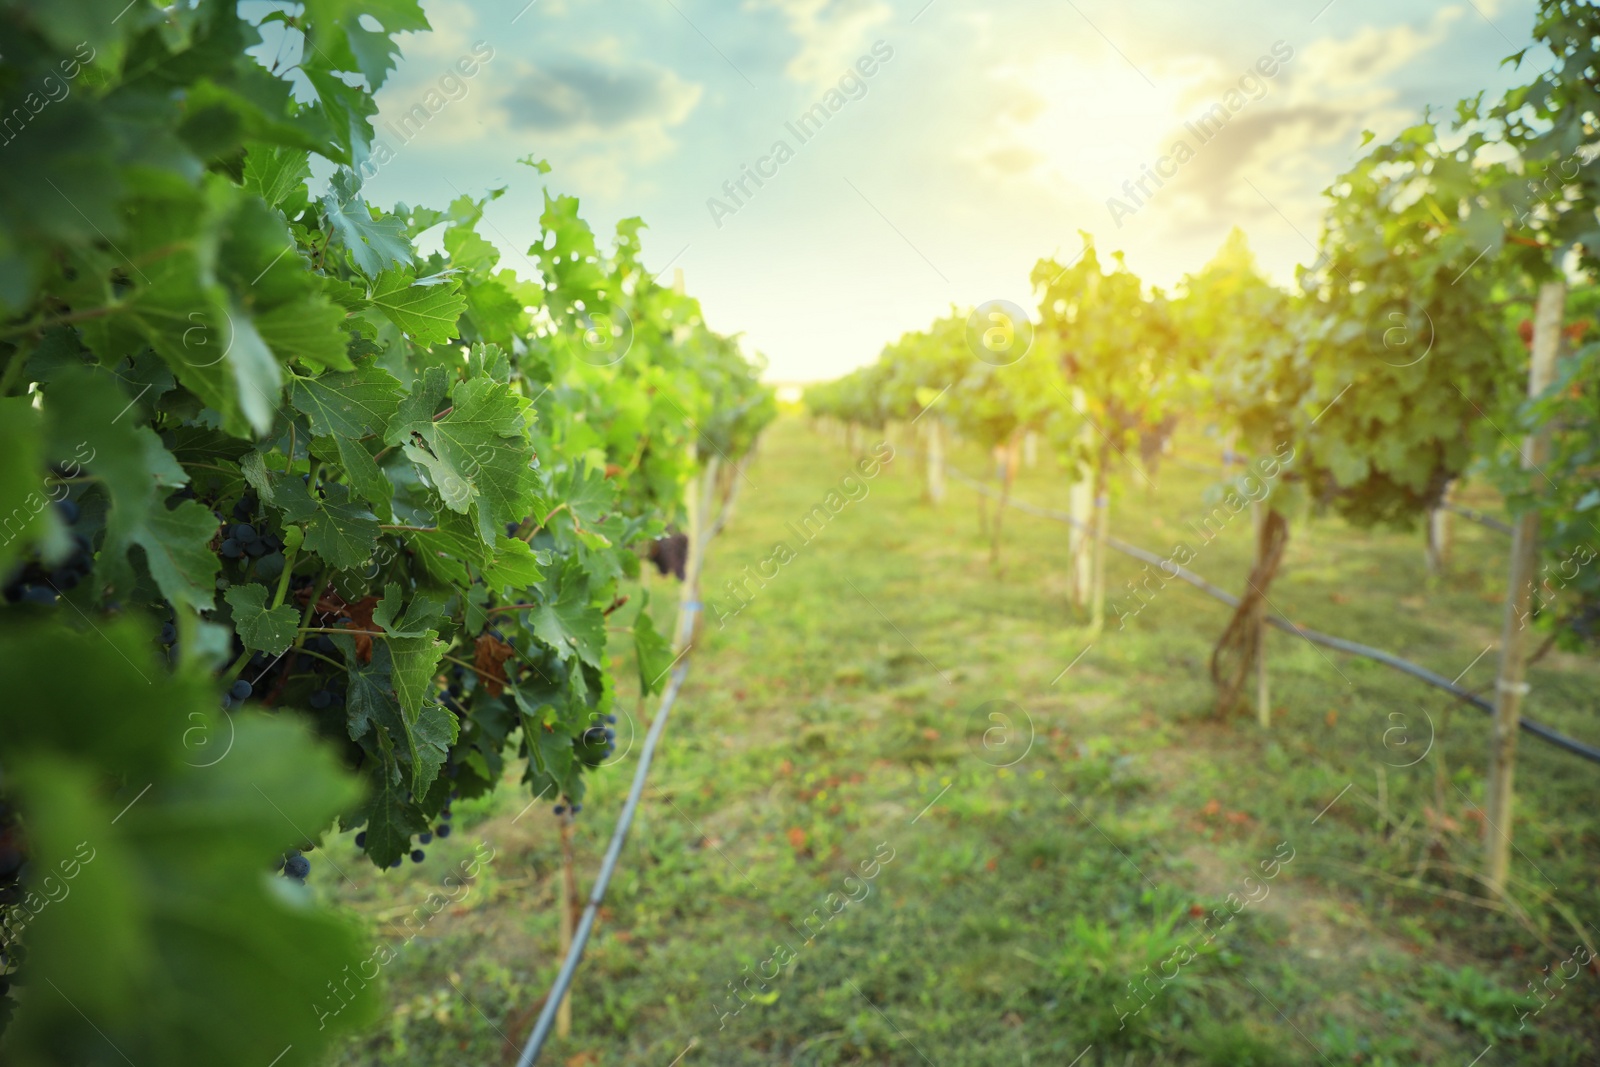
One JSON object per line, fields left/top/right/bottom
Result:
{"left": 947, "top": 467, "right": 1600, "bottom": 765}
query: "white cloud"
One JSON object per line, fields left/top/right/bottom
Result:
{"left": 750, "top": 0, "right": 892, "bottom": 88}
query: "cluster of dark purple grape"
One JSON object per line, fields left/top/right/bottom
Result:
{"left": 437, "top": 662, "right": 469, "bottom": 715}
{"left": 575, "top": 714, "right": 618, "bottom": 767}
{"left": 646, "top": 532, "right": 688, "bottom": 581}
{"left": 275, "top": 848, "right": 312, "bottom": 884}
{"left": 220, "top": 678, "right": 252, "bottom": 711}
{"left": 0, "top": 797, "right": 22, "bottom": 1022}
{"left": 354, "top": 801, "right": 456, "bottom": 870}
{"left": 293, "top": 635, "right": 346, "bottom": 710}
{"left": 215, "top": 494, "right": 288, "bottom": 584}
{"left": 1568, "top": 603, "right": 1600, "bottom": 642}
{"left": 0, "top": 799, "right": 24, "bottom": 906}
{"left": 2, "top": 499, "right": 92, "bottom": 607}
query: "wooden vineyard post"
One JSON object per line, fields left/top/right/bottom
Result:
{"left": 556, "top": 813, "right": 577, "bottom": 1038}
{"left": 676, "top": 453, "right": 718, "bottom": 653}
{"left": 991, "top": 434, "right": 1021, "bottom": 565}
{"left": 1427, "top": 481, "right": 1455, "bottom": 575}
{"left": 1252, "top": 501, "right": 1270, "bottom": 729}
{"left": 1067, "top": 387, "right": 1094, "bottom": 609}
{"left": 1089, "top": 447, "right": 1110, "bottom": 633}
{"left": 924, "top": 418, "right": 946, "bottom": 505}
{"left": 1023, "top": 430, "right": 1039, "bottom": 468}
{"left": 1067, "top": 477, "right": 1092, "bottom": 608}
{"left": 1484, "top": 280, "right": 1564, "bottom": 898}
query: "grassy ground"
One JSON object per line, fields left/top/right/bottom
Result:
{"left": 324, "top": 414, "right": 1600, "bottom": 1067}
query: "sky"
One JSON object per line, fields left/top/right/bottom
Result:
{"left": 354, "top": 0, "right": 1546, "bottom": 382}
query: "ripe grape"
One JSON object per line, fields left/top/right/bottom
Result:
{"left": 355, "top": 832, "right": 367, "bottom": 848}
{"left": 160, "top": 622, "right": 177, "bottom": 644}
{"left": 220, "top": 538, "right": 243, "bottom": 559}
{"left": 309, "top": 689, "right": 333, "bottom": 709}
{"left": 254, "top": 552, "right": 285, "bottom": 581}
{"left": 232, "top": 523, "right": 258, "bottom": 544}
{"left": 436, "top": 824, "right": 451, "bottom": 838}
{"left": 283, "top": 852, "right": 310, "bottom": 882}
{"left": 229, "top": 679, "right": 252, "bottom": 701}
{"left": 0, "top": 843, "right": 24, "bottom": 881}
{"left": 418, "top": 832, "right": 433, "bottom": 844}
{"left": 410, "top": 849, "right": 425, "bottom": 863}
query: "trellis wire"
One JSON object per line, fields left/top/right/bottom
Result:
{"left": 948, "top": 466, "right": 1600, "bottom": 765}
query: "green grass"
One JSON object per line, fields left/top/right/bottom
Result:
{"left": 323, "top": 415, "right": 1600, "bottom": 1066}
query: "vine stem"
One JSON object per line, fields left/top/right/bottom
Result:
{"left": 517, "top": 501, "right": 577, "bottom": 541}
{"left": 440, "top": 653, "right": 499, "bottom": 685}
{"left": 270, "top": 527, "right": 305, "bottom": 610}
{"left": 0, "top": 303, "right": 116, "bottom": 346}
{"left": 484, "top": 603, "right": 539, "bottom": 615}
{"left": 259, "top": 566, "right": 333, "bottom": 709}
{"left": 219, "top": 646, "right": 254, "bottom": 688}
{"left": 296, "top": 647, "right": 344, "bottom": 671}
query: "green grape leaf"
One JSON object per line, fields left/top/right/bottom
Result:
{"left": 369, "top": 269, "right": 467, "bottom": 345}
{"left": 529, "top": 558, "right": 604, "bottom": 668}
{"left": 371, "top": 581, "right": 405, "bottom": 634}
{"left": 0, "top": 397, "right": 47, "bottom": 576}
{"left": 353, "top": 763, "right": 429, "bottom": 868}
{"left": 302, "top": 0, "right": 431, "bottom": 91}
{"left": 133, "top": 503, "right": 223, "bottom": 614}
{"left": 243, "top": 145, "right": 311, "bottom": 210}
{"left": 633, "top": 600, "right": 674, "bottom": 695}
{"left": 389, "top": 632, "right": 445, "bottom": 722}
{"left": 385, "top": 364, "right": 451, "bottom": 443}
{"left": 289, "top": 364, "right": 407, "bottom": 440}
{"left": 484, "top": 535, "right": 544, "bottom": 589}
{"left": 281, "top": 482, "right": 379, "bottom": 570}
{"left": 339, "top": 636, "right": 396, "bottom": 743}
{"left": 406, "top": 702, "right": 458, "bottom": 796}
{"left": 403, "top": 375, "right": 536, "bottom": 544}
{"left": 312, "top": 433, "right": 393, "bottom": 515}
{"left": 0, "top": 617, "right": 372, "bottom": 1064}
{"left": 223, "top": 584, "right": 299, "bottom": 655}
{"left": 41, "top": 370, "right": 219, "bottom": 612}
{"left": 405, "top": 508, "right": 486, "bottom": 585}
{"left": 254, "top": 298, "right": 351, "bottom": 372}
{"left": 321, "top": 170, "right": 412, "bottom": 276}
